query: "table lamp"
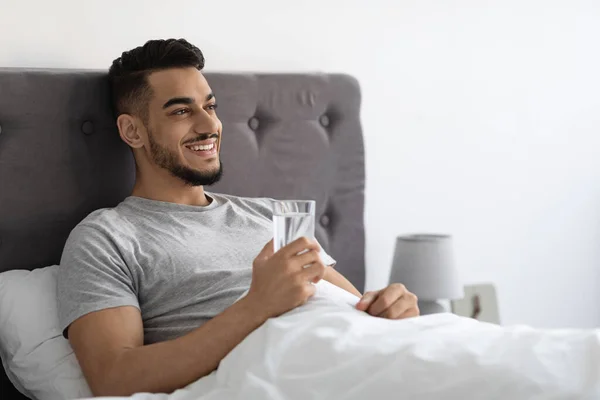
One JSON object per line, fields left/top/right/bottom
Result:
{"left": 389, "top": 234, "right": 463, "bottom": 314}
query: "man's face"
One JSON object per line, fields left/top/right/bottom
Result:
{"left": 142, "top": 67, "right": 223, "bottom": 186}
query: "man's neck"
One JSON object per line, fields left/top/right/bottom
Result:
{"left": 131, "top": 168, "right": 211, "bottom": 207}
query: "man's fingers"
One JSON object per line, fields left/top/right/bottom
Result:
{"left": 299, "top": 261, "right": 326, "bottom": 283}
{"left": 367, "top": 286, "right": 405, "bottom": 316}
{"left": 356, "top": 283, "right": 419, "bottom": 319}
{"left": 294, "top": 249, "right": 321, "bottom": 269}
{"left": 303, "top": 282, "right": 317, "bottom": 299}
{"left": 255, "top": 239, "right": 274, "bottom": 264}
{"left": 280, "top": 237, "right": 320, "bottom": 258}
{"left": 399, "top": 306, "right": 420, "bottom": 319}
{"left": 378, "top": 297, "right": 413, "bottom": 319}
{"left": 356, "top": 290, "right": 379, "bottom": 311}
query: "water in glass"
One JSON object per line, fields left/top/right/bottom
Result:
{"left": 273, "top": 212, "right": 315, "bottom": 252}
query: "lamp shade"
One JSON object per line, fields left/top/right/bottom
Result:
{"left": 389, "top": 234, "right": 463, "bottom": 301}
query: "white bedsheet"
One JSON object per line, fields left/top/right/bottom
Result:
{"left": 94, "top": 281, "right": 600, "bottom": 400}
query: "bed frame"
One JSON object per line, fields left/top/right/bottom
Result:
{"left": 0, "top": 70, "right": 365, "bottom": 399}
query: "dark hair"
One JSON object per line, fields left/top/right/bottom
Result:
{"left": 108, "top": 38, "right": 205, "bottom": 121}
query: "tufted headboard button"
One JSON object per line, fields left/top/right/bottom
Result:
{"left": 82, "top": 121, "right": 95, "bottom": 135}
{"left": 319, "top": 114, "right": 330, "bottom": 128}
{"left": 320, "top": 214, "right": 331, "bottom": 228}
{"left": 248, "top": 117, "right": 260, "bottom": 131}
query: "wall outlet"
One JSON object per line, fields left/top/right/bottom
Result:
{"left": 451, "top": 283, "right": 501, "bottom": 324}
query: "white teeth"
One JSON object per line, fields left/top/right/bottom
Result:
{"left": 187, "top": 143, "right": 215, "bottom": 151}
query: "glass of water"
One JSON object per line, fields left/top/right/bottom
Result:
{"left": 273, "top": 200, "right": 316, "bottom": 253}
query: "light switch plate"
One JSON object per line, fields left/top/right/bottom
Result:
{"left": 451, "top": 283, "right": 501, "bottom": 324}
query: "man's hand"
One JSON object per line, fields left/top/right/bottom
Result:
{"left": 356, "top": 284, "right": 420, "bottom": 320}
{"left": 245, "top": 237, "right": 326, "bottom": 319}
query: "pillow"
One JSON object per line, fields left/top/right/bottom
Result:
{"left": 0, "top": 265, "right": 92, "bottom": 400}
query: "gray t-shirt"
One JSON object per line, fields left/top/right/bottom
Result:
{"left": 57, "top": 193, "right": 335, "bottom": 345}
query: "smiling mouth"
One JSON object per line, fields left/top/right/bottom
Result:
{"left": 183, "top": 139, "right": 218, "bottom": 158}
{"left": 185, "top": 142, "right": 216, "bottom": 151}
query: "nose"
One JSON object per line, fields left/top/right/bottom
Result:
{"left": 193, "top": 110, "right": 220, "bottom": 134}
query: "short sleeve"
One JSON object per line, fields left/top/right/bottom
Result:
{"left": 57, "top": 224, "right": 140, "bottom": 338}
{"left": 319, "top": 247, "right": 336, "bottom": 267}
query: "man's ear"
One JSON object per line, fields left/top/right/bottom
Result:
{"left": 116, "top": 114, "right": 145, "bottom": 149}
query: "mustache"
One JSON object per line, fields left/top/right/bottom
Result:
{"left": 184, "top": 133, "right": 219, "bottom": 145}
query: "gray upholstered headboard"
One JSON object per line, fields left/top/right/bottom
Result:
{"left": 0, "top": 69, "right": 365, "bottom": 399}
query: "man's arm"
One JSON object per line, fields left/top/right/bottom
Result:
{"left": 68, "top": 238, "right": 326, "bottom": 396}
{"left": 69, "top": 298, "right": 265, "bottom": 396}
{"left": 323, "top": 267, "right": 362, "bottom": 297}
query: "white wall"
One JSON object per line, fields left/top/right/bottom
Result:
{"left": 2, "top": 0, "right": 600, "bottom": 328}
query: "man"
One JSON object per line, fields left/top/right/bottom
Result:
{"left": 57, "top": 38, "right": 419, "bottom": 397}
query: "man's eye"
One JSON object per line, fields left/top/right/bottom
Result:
{"left": 206, "top": 103, "right": 218, "bottom": 111}
{"left": 173, "top": 108, "right": 190, "bottom": 116}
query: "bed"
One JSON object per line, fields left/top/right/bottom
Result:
{"left": 2, "top": 69, "right": 600, "bottom": 400}
{"left": 0, "top": 70, "right": 365, "bottom": 399}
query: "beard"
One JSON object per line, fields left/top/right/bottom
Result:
{"left": 147, "top": 130, "right": 223, "bottom": 187}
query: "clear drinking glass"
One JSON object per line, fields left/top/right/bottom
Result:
{"left": 273, "top": 200, "right": 316, "bottom": 252}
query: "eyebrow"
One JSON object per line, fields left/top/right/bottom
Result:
{"left": 162, "top": 93, "right": 215, "bottom": 109}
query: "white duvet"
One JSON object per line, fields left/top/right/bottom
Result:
{"left": 100, "top": 281, "right": 600, "bottom": 400}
